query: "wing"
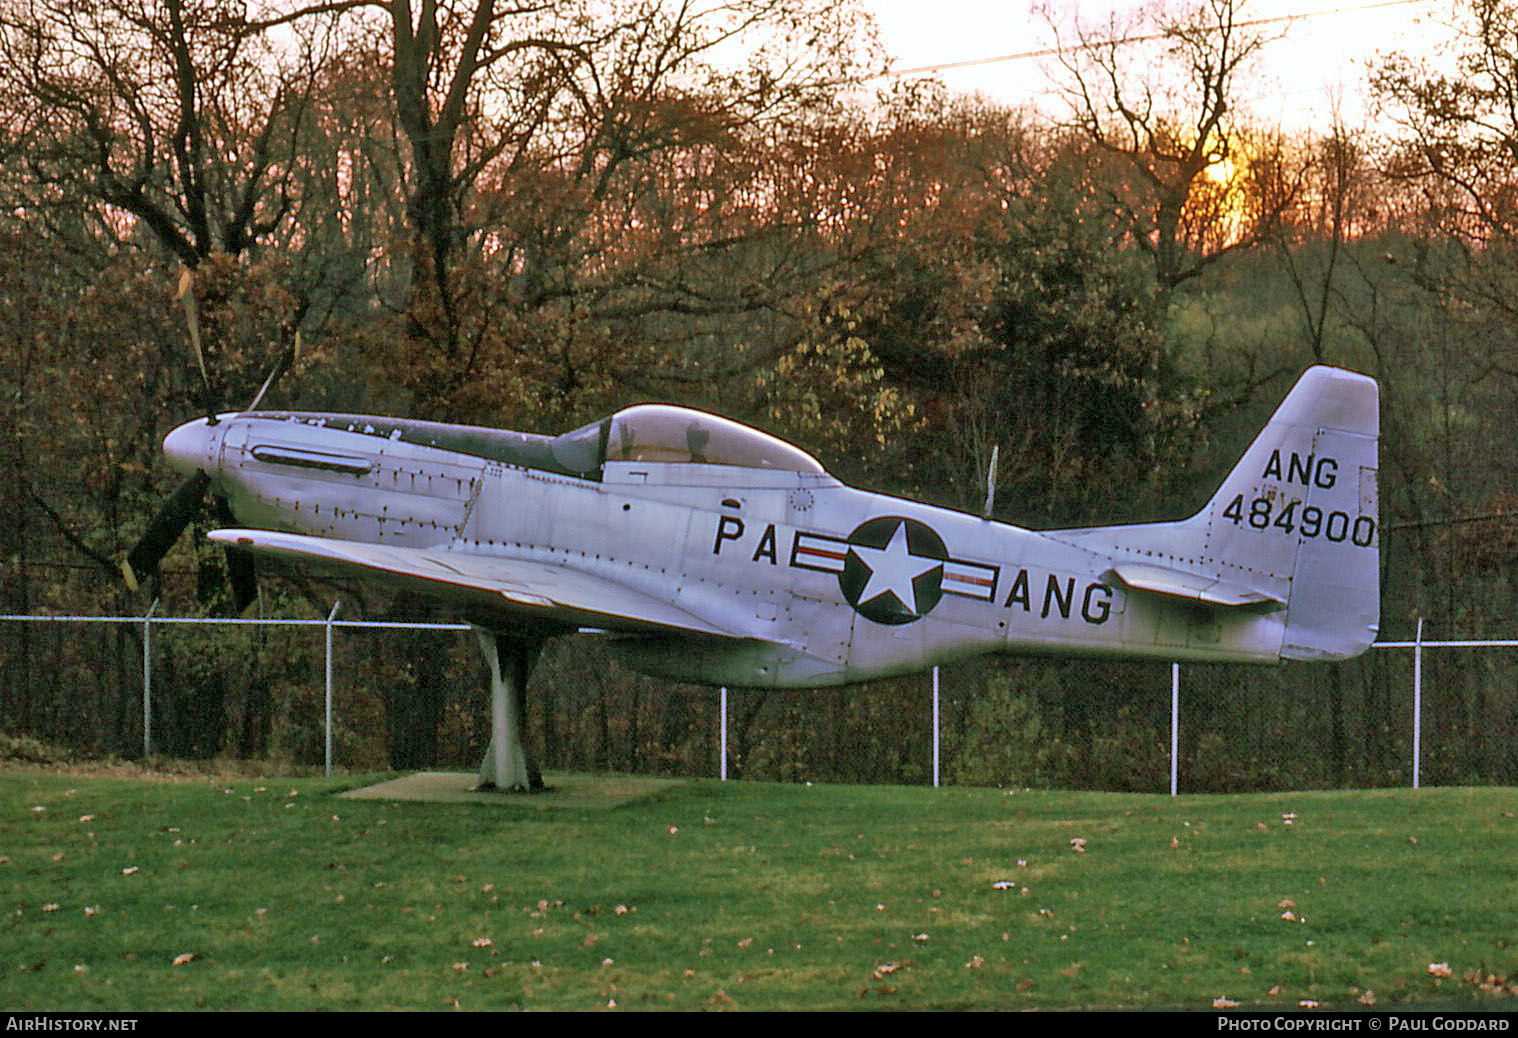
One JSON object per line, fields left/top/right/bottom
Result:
{"left": 207, "top": 529, "right": 740, "bottom": 638}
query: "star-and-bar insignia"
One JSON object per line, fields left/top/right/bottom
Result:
{"left": 793, "top": 522, "right": 997, "bottom": 618}
{"left": 792, "top": 516, "right": 1005, "bottom": 625}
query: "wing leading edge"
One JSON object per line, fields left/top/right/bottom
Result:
{"left": 206, "top": 529, "right": 740, "bottom": 639}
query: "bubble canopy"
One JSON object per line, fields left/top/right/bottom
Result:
{"left": 549, "top": 404, "right": 825, "bottom": 476}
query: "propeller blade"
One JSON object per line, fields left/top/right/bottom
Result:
{"left": 176, "top": 267, "right": 213, "bottom": 403}
{"left": 225, "top": 545, "right": 259, "bottom": 614}
{"left": 123, "top": 470, "right": 211, "bottom": 589}
{"left": 213, "top": 495, "right": 259, "bottom": 612}
{"left": 242, "top": 329, "right": 300, "bottom": 414}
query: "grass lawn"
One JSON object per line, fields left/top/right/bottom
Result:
{"left": 1, "top": 765, "right": 1513, "bottom": 1010}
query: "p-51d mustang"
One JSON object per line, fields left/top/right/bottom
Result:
{"left": 127, "top": 365, "right": 1379, "bottom": 790}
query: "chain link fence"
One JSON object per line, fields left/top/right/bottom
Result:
{"left": 1, "top": 612, "right": 1513, "bottom": 791}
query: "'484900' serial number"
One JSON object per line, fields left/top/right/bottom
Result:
{"left": 1221, "top": 495, "right": 1376, "bottom": 546}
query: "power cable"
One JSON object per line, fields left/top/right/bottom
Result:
{"left": 878, "top": 0, "right": 1437, "bottom": 79}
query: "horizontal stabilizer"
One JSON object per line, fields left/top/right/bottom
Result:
{"left": 1107, "top": 563, "right": 1285, "bottom": 609}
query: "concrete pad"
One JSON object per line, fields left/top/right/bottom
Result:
{"left": 338, "top": 770, "right": 687, "bottom": 810}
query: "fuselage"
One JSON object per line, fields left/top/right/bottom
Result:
{"left": 164, "top": 408, "right": 1291, "bottom": 688}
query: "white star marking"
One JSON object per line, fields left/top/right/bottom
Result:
{"left": 850, "top": 520, "right": 942, "bottom": 615}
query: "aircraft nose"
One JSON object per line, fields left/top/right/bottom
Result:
{"left": 163, "top": 418, "right": 219, "bottom": 478}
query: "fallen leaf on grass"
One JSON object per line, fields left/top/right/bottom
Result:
{"left": 172, "top": 953, "right": 194, "bottom": 967}
{"left": 1463, "top": 967, "right": 1516, "bottom": 996}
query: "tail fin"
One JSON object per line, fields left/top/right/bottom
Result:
{"left": 1052, "top": 366, "right": 1380, "bottom": 661}
{"left": 1202, "top": 366, "right": 1379, "bottom": 659}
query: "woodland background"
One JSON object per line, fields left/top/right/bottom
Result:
{"left": 0, "top": 0, "right": 1514, "bottom": 788}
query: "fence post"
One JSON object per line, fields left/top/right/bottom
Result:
{"left": 325, "top": 599, "right": 341, "bottom": 778}
{"left": 719, "top": 687, "right": 728, "bottom": 780}
{"left": 1413, "top": 616, "right": 1423, "bottom": 790}
{"left": 1170, "top": 662, "right": 1180, "bottom": 796}
{"left": 142, "top": 598, "right": 159, "bottom": 758}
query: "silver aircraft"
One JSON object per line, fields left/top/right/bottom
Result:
{"left": 128, "top": 365, "right": 1380, "bottom": 790}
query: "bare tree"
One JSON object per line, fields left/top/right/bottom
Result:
{"left": 245, "top": 0, "right": 885, "bottom": 419}
{"left": 0, "top": 0, "right": 337, "bottom": 266}
{"left": 1269, "top": 120, "right": 1385, "bottom": 362}
{"left": 0, "top": 0, "right": 354, "bottom": 427}
{"left": 1375, "top": 0, "right": 1518, "bottom": 246}
{"left": 1044, "top": 0, "right": 1299, "bottom": 295}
